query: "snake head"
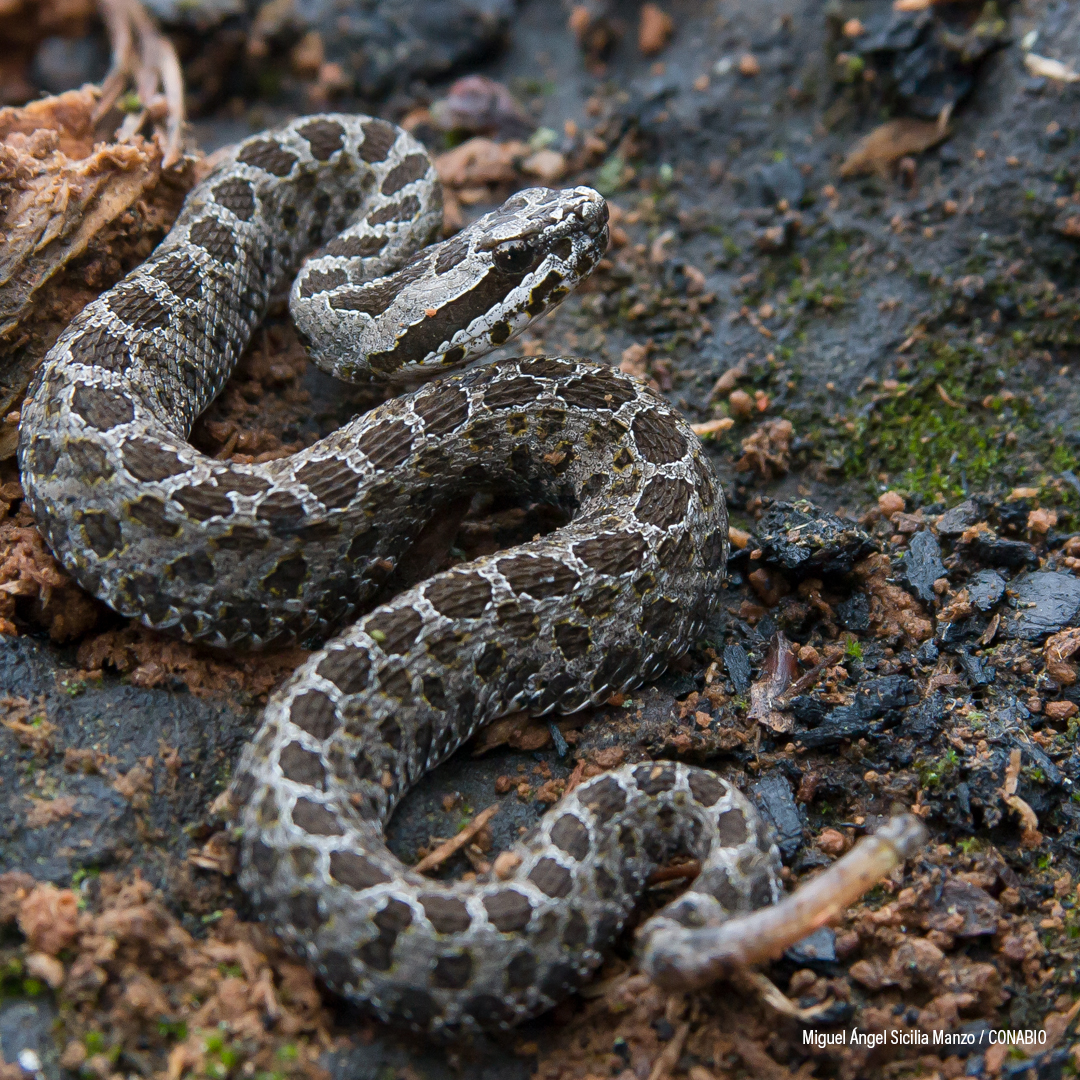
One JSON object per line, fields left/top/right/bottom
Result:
{"left": 363, "top": 187, "right": 609, "bottom": 378}
{"left": 479, "top": 185, "right": 609, "bottom": 278}
{"left": 419, "top": 185, "right": 608, "bottom": 368}
{"left": 301, "top": 186, "right": 609, "bottom": 381}
{"left": 416, "top": 185, "right": 608, "bottom": 370}
{"left": 478, "top": 186, "right": 609, "bottom": 288}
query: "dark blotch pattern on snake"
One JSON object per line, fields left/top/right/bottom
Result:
{"left": 18, "top": 115, "right": 782, "bottom": 1035}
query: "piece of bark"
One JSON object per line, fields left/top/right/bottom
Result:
{"left": 0, "top": 87, "right": 194, "bottom": 458}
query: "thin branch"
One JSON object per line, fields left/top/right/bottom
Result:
{"left": 413, "top": 804, "right": 500, "bottom": 874}
{"left": 94, "top": 0, "right": 134, "bottom": 119}
{"left": 93, "top": 0, "right": 186, "bottom": 167}
{"left": 646, "top": 1020, "right": 690, "bottom": 1080}
{"left": 647, "top": 860, "right": 701, "bottom": 886}
{"left": 774, "top": 650, "right": 840, "bottom": 709}
{"left": 639, "top": 814, "right": 929, "bottom": 991}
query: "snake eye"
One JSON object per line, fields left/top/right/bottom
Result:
{"left": 492, "top": 240, "right": 542, "bottom": 275}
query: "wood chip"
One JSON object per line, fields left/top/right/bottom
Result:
{"left": 1025, "top": 53, "right": 1080, "bottom": 83}
{"left": 690, "top": 417, "right": 735, "bottom": 438}
{"left": 711, "top": 359, "right": 748, "bottom": 398}
{"left": 840, "top": 118, "right": 950, "bottom": 179}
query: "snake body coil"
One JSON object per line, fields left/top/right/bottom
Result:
{"left": 18, "top": 115, "right": 782, "bottom": 1034}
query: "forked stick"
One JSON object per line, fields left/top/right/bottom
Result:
{"left": 92, "top": 0, "right": 185, "bottom": 166}
{"left": 640, "top": 814, "right": 928, "bottom": 991}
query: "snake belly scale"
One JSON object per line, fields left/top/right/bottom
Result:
{"left": 18, "top": 115, "right": 783, "bottom": 1034}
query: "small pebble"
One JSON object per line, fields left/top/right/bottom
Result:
{"left": 729, "top": 389, "right": 754, "bottom": 418}
{"left": 1028, "top": 507, "right": 1057, "bottom": 535}
{"left": 638, "top": 3, "right": 674, "bottom": 56}
{"left": 817, "top": 828, "right": 848, "bottom": 856}
{"left": 493, "top": 851, "right": 522, "bottom": 879}
{"left": 878, "top": 490, "right": 905, "bottom": 517}
{"left": 738, "top": 53, "right": 760, "bottom": 76}
{"left": 1045, "top": 701, "right": 1078, "bottom": 721}
{"left": 17, "top": 1050, "right": 41, "bottom": 1075}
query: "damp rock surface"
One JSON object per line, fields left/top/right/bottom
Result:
{"left": 1004, "top": 572, "right": 1080, "bottom": 641}
{"left": 754, "top": 500, "right": 876, "bottom": 577}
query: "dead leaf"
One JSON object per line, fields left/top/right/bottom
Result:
{"left": 748, "top": 632, "right": 798, "bottom": 732}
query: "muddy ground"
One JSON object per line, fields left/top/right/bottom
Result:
{"left": 4, "top": 0, "right": 1080, "bottom": 1078}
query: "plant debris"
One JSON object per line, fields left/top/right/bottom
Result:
{"left": 0, "top": 86, "right": 193, "bottom": 457}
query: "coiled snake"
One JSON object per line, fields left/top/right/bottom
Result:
{"left": 17, "top": 115, "right": 921, "bottom": 1036}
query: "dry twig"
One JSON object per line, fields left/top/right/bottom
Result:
{"left": 734, "top": 969, "right": 839, "bottom": 1022}
{"left": 646, "top": 1020, "right": 690, "bottom": 1080}
{"left": 639, "top": 814, "right": 928, "bottom": 990}
{"left": 414, "top": 804, "right": 500, "bottom": 874}
{"left": 647, "top": 860, "right": 702, "bottom": 886}
{"left": 1001, "top": 748, "right": 1041, "bottom": 847}
{"left": 774, "top": 647, "right": 843, "bottom": 709}
{"left": 94, "top": 0, "right": 185, "bottom": 166}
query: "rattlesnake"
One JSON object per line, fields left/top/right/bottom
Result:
{"left": 18, "top": 115, "right": 787, "bottom": 1034}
